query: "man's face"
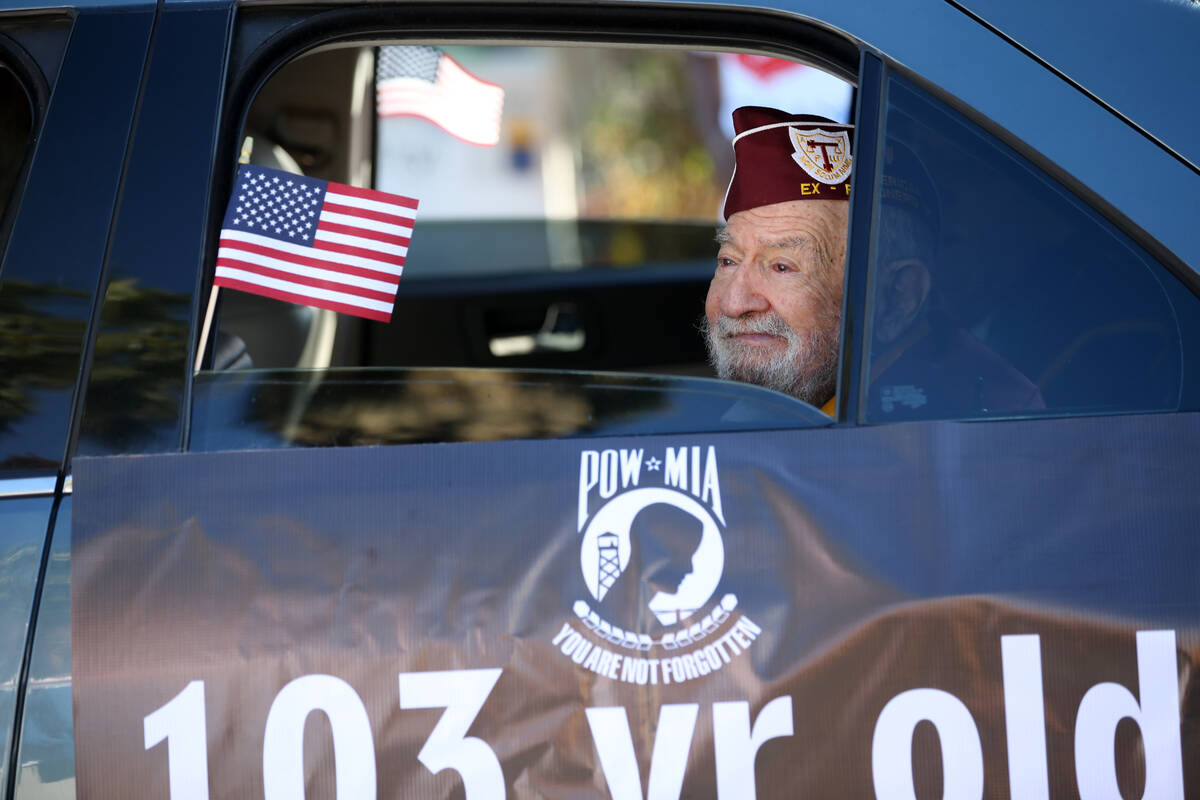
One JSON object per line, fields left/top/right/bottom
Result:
{"left": 704, "top": 199, "right": 848, "bottom": 406}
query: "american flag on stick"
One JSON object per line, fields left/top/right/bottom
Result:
{"left": 213, "top": 164, "right": 419, "bottom": 322}
{"left": 376, "top": 45, "right": 504, "bottom": 146}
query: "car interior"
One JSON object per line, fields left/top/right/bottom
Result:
{"left": 195, "top": 42, "right": 854, "bottom": 447}
{"left": 216, "top": 44, "right": 856, "bottom": 375}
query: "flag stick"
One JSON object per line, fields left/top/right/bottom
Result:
{"left": 193, "top": 286, "right": 220, "bottom": 374}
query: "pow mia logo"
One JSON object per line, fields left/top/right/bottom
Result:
{"left": 789, "top": 127, "right": 852, "bottom": 185}
{"left": 551, "top": 445, "right": 764, "bottom": 686}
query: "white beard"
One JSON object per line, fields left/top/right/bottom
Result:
{"left": 703, "top": 312, "right": 838, "bottom": 407}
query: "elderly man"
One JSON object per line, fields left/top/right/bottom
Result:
{"left": 704, "top": 106, "right": 1042, "bottom": 419}
{"left": 704, "top": 107, "right": 850, "bottom": 415}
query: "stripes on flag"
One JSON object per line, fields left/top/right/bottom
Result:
{"left": 376, "top": 45, "right": 505, "bottom": 147}
{"left": 213, "top": 165, "right": 419, "bottom": 322}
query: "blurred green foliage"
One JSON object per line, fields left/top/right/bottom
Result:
{"left": 0, "top": 277, "right": 189, "bottom": 464}
{"left": 567, "top": 51, "right": 722, "bottom": 221}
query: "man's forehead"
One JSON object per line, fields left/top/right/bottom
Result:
{"left": 719, "top": 206, "right": 834, "bottom": 248}
{"left": 716, "top": 227, "right": 810, "bottom": 251}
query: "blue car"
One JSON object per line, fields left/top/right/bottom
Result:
{"left": 2, "top": 0, "right": 1198, "bottom": 796}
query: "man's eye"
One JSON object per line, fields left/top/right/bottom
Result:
{"left": 771, "top": 262, "right": 792, "bottom": 273}
{"left": 717, "top": 256, "right": 737, "bottom": 268}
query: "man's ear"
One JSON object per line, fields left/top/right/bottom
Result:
{"left": 873, "top": 259, "right": 932, "bottom": 344}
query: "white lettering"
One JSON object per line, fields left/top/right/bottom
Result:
{"left": 678, "top": 655, "right": 698, "bottom": 681}
{"left": 600, "top": 450, "right": 619, "bottom": 498}
{"left": 561, "top": 632, "right": 583, "bottom": 657}
{"left": 551, "top": 623, "right": 573, "bottom": 647}
{"left": 702, "top": 646, "right": 722, "bottom": 670}
{"left": 871, "top": 688, "right": 983, "bottom": 800}
{"left": 1074, "top": 629, "right": 1183, "bottom": 799}
{"left": 579, "top": 451, "right": 599, "bottom": 529}
{"left": 398, "top": 669, "right": 505, "bottom": 799}
{"left": 586, "top": 704, "right": 698, "bottom": 800}
{"left": 664, "top": 448, "right": 687, "bottom": 490}
{"left": 620, "top": 449, "right": 644, "bottom": 488}
{"left": 144, "top": 680, "right": 210, "bottom": 800}
{"left": 736, "top": 616, "right": 763, "bottom": 637}
{"left": 264, "top": 675, "right": 377, "bottom": 800}
{"left": 1002, "top": 634, "right": 1049, "bottom": 799}
{"left": 713, "top": 697, "right": 794, "bottom": 800}
{"left": 702, "top": 446, "right": 724, "bottom": 523}
{"left": 609, "top": 653, "right": 622, "bottom": 680}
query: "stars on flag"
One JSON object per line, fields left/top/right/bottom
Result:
{"left": 226, "top": 168, "right": 326, "bottom": 243}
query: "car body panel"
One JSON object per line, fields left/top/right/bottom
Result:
{"left": 954, "top": 0, "right": 1200, "bottom": 173}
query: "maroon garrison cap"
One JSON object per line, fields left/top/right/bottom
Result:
{"left": 722, "top": 106, "right": 854, "bottom": 221}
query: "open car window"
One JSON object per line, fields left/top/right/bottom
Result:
{"left": 194, "top": 42, "right": 853, "bottom": 447}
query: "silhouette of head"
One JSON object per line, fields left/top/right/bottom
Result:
{"left": 629, "top": 503, "right": 704, "bottom": 594}
{"left": 599, "top": 502, "right": 705, "bottom": 630}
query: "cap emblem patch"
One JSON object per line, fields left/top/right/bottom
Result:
{"left": 789, "top": 128, "right": 852, "bottom": 185}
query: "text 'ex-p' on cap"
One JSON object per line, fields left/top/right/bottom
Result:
{"left": 722, "top": 106, "right": 854, "bottom": 221}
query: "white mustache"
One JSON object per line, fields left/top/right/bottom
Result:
{"left": 714, "top": 313, "right": 797, "bottom": 340}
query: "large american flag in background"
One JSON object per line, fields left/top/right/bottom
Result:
{"left": 376, "top": 45, "right": 504, "bottom": 146}
{"left": 214, "top": 164, "right": 419, "bottom": 322}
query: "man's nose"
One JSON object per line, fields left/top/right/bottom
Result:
{"left": 721, "top": 263, "right": 770, "bottom": 318}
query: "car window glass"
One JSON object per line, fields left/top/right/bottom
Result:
{"left": 196, "top": 43, "right": 853, "bottom": 447}
{"left": 0, "top": 494, "right": 54, "bottom": 790}
{"left": 12, "top": 495, "right": 72, "bottom": 799}
{"left": 0, "top": 62, "right": 32, "bottom": 241}
{"left": 862, "top": 73, "right": 1200, "bottom": 423}
{"left": 0, "top": 59, "right": 67, "bottom": 474}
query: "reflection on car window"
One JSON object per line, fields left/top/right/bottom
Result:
{"left": 863, "top": 74, "right": 1200, "bottom": 423}
{"left": 0, "top": 61, "right": 67, "bottom": 474}
{"left": 190, "top": 367, "right": 833, "bottom": 451}
{"left": 1, "top": 63, "right": 33, "bottom": 258}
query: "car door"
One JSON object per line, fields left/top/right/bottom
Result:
{"left": 32, "top": 0, "right": 1200, "bottom": 796}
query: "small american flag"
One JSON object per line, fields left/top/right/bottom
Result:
{"left": 214, "top": 165, "right": 419, "bottom": 322}
{"left": 376, "top": 46, "right": 504, "bottom": 146}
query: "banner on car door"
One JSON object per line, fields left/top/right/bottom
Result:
{"left": 72, "top": 413, "right": 1200, "bottom": 798}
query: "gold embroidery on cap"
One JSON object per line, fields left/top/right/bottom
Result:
{"left": 789, "top": 128, "right": 852, "bottom": 186}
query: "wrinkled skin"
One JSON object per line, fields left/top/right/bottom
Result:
{"left": 704, "top": 199, "right": 848, "bottom": 407}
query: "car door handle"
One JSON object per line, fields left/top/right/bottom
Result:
{"left": 488, "top": 302, "right": 586, "bottom": 357}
